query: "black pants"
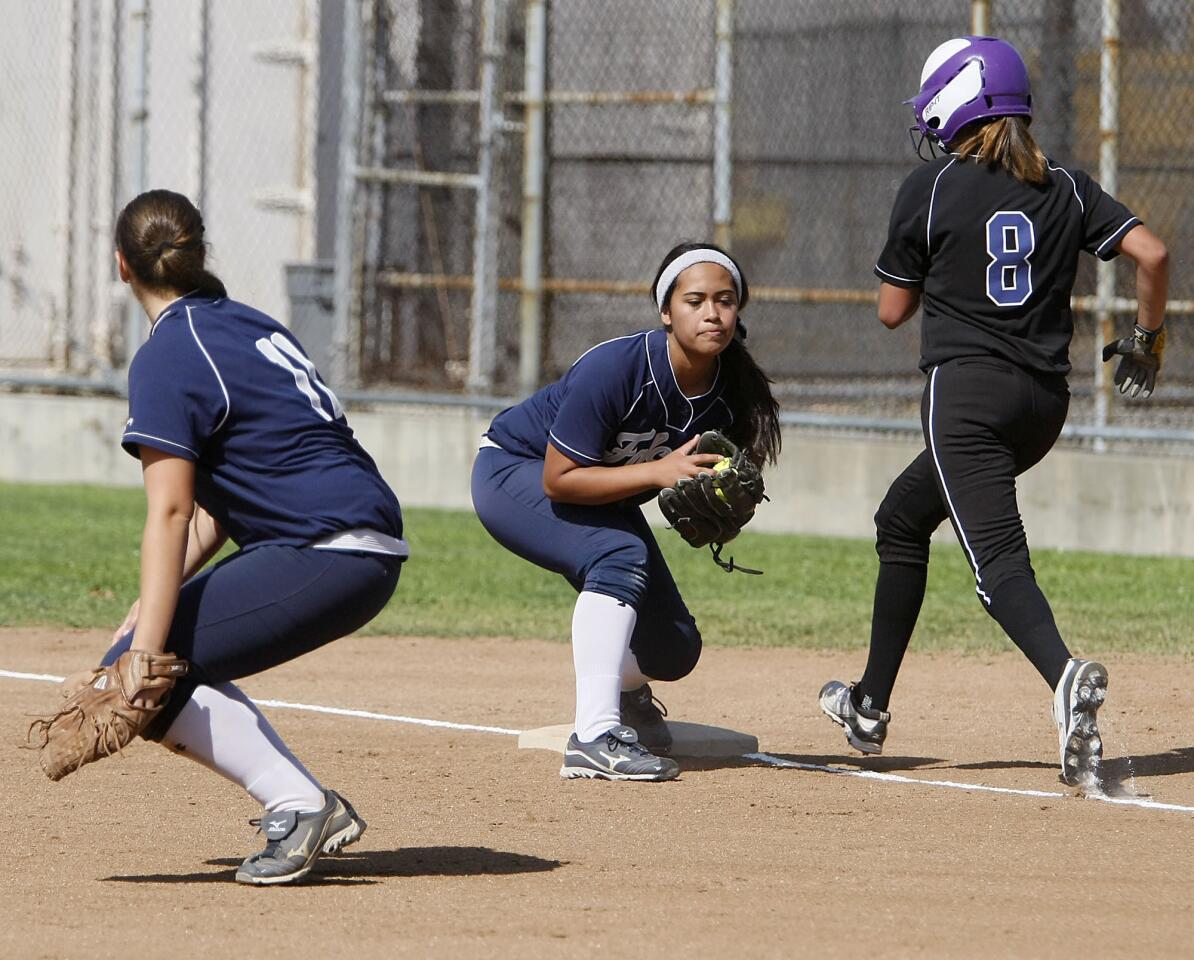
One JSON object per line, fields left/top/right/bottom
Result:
{"left": 859, "top": 357, "right": 1072, "bottom": 709}
{"left": 878, "top": 357, "right": 1068, "bottom": 594}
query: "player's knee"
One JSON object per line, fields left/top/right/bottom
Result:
{"left": 634, "top": 617, "right": 702, "bottom": 682}
{"left": 874, "top": 501, "right": 931, "bottom": 566}
{"left": 583, "top": 542, "right": 650, "bottom": 607}
{"left": 978, "top": 561, "right": 1036, "bottom": 605}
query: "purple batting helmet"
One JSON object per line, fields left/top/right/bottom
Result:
{"left": 909, "top": 36, "right": 1032, "bottom": 147}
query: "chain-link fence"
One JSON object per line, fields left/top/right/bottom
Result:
{"left": 0, "top": 0, "right": 322, "bottom": 378}
{"left": 4, "top": 1, "right": 1193, "bottom": 448}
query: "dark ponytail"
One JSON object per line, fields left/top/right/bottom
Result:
{"left": 114, "top": 189, "right": 227, "bottom": 298}
{"left": 652, "top": 241, "right": 782, "bottom": 467}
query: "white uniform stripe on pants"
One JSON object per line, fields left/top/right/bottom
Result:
{"left": 926, "top": 366, "right": 992, "bottom": 605}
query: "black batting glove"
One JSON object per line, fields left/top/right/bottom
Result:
{"left": 1102, "top": 323, "right": 1166, "bottom": 399}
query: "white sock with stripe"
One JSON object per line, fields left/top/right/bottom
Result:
{"left": 162, "top": 681, "right": 326, "bottom": 813}
{"left": 572, "top": 591, "right": 638, "bottom": 743}
{"left": 620, "top": 647, "right": 652, "bottom": 692}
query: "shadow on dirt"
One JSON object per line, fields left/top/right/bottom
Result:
{"left": 949, "top": 759, "right": 1057, "bottom": 771}
{"left": 102, "top": 846, "right": 566, "bottom": 886}
{"left": 1101, "top": 747, "right": 1194, "bottom": 780}
{"left": 748, "top": 753, "right": 945, "bottom": 773}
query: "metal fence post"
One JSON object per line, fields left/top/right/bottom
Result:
{"left": 54, "top": 0, "right": 81, "bottom": 371}
{"left": 1094, "top": 0, "right": 1120, "bottom": 453}
{"left": 191, "top": 0, "right": 210, "bottom": 212}
{"left": 970, "top": 0, "right": 990, "bottom": 35}
{"left": 332, "top": 0, "right": 362, "bottom": 388}
{"left": 468, "top": 0, "right": 502, "bottom": 394}
{"left": 124, "top": 0, "right": 151, "bottom": 372}
{"left": 713, "top": 0, "right": 733, "bottom": 249}
{"left": 518, "top": 0, "right": 546, "bottom": 396}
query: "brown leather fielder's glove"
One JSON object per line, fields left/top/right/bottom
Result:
{"left": 658, "top": 431, "right": 766, "bottom": 573}
{"left": 27, "top": 650, "right": 188, "bottom": 781}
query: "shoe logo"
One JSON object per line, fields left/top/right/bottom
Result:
{"left": 598, "top": 751, "right": 628, "bottom": 769}
{"left": 285, "top": 831, "right": 314, "bottom": 861}
{"left": 268, "top": 819, "right": 288, "bottom": 831}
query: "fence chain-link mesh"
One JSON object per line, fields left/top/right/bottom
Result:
{"left": 5, "top": 1, "right": 1193, "bottom": 448}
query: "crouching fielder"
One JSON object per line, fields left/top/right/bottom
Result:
{"left": 818, "top": 37, "right": 1168, "bottom": 786}
{"left": 32, "top": 190, "right": 406, "bottom": 884}
{"left": 472, "top": 242, "right": 780, "bottom": 781}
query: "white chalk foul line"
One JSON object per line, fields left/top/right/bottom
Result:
{"left": 0, "top": 669, "right": 522, "bottom": 738}
{"left": 6, "top": 668, "right": 1192, "bottom": 814}
{"left": 253, "top": 698, "right": 522, "bottom": 737}
{"left": 748, "top": 751, "right": 1194, "bottom": 815}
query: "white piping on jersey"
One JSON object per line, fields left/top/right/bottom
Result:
{"left": 925, "top": 157, "right": 959, "bottom": 257}
{"left": 1047, "top": 162, "right": 1084, "bottom": 213}
{"left": 617, "top": 384, "right": 650, "bottom": 425}
{"left": 548, "top": 431, "right": 601, "bottom": 463}
{"left": 122, "top": 431, "right": 198, "bottom": 457}
{"left": 713, "top": 395, "right": 735, "bottom": 424}
{"left": 875, "top": 264, "right": 923, "bottom": 285}
{"left": 690, "top": 384, "right": 729, "bottom": 426}
{"left": 1096, "top": 217, "right": 1141, "bottom": 258}
{"left": 570, "top": 331, "right": 646, "bottom": 366}
{"left": 646, "top": 328, "right": 722, "bottom": 433}
{"left": 149, "top": 290, "right": 202, "bottom": 332}
{"left": 185, "top": 305, "right": 231, "bottom": 432}
{"left": 927, "top": 366, "right": 991, "bottom": 606}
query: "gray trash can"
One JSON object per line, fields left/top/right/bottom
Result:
{"left": 284, "top": 260, "right": 335, "bottom": 379}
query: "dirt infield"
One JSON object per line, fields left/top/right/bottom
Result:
{"left": 4, "top": 627, "right": 1193, "bottom": 960}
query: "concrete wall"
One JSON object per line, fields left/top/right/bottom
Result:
{"left": 3, "top": 392, "right": 1193, "bottom": 558}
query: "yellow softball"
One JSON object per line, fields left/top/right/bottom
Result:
{"left": 712, "top": 456, "right": 732, "bottom": 501}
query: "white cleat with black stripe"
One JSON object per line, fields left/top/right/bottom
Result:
{"left": 1053, "top": 658, "right": 1108, "bottom": 787}
{"left": 560, "top": 725, "right": 680, "bottom": 781}
{"left": 819, "top": 680, "right": 889, "bottom": 755}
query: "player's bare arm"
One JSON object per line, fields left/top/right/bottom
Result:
{"left": 542, "top": 435, "right": 720, "bottom": 505}
{"left": 877, "top": 282, "right": 921, "bottom": 329}
{"left": 1117, "top": 224, "right": 1169, "bottom": 332}
{"left": 111, "top": 505, "right": 226, "bottom": 645}
{"left": 132, "top": 447, "right": 195, "bottom": 657}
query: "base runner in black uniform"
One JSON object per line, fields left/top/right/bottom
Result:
{"left": 818, "top": 36, "right": 1169, "bottom": 786}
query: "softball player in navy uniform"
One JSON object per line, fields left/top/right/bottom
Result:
{"left": 818, "top": 37, "right": 1169, "bottom": 785}
{"left": 472, "top": 242, "right": 780, "bottom": 781}
{"left": 102, "top": 190, "right": 406, "bottom": 883}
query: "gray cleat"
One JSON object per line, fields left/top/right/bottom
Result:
{"left": 236, "top": 789, "right": 364, "bottom": 886}
{"left": 560, "top": 725, "right": 679, "bottom": 781}
{"left": 819, "top": 680, "right": 890, "bottom": 755}
{"left": 1053, "top": 659, "right": 1108, "bottom": 787}
{"left": 620, "top": 683, "right": 672, "bottom": 755}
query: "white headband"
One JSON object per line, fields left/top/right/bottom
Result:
{"left": 654, "top": 249, "right": 742, "bottom": 311}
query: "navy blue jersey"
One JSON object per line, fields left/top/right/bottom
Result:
{"left": 122, "top": 295, "right": 402, "bottom": 549}
{"left": 876, "top": 157, "right": 1140, "bottom": 375}
{"left": 486, "top": 329, "right": 733, "bottom": 466}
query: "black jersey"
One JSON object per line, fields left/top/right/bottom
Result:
{"left": 875, "top": 156, "right": 1140, "bottom": 375}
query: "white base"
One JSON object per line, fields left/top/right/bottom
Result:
{"left": 517, "top": 721, "right": 758, "bottom": 758}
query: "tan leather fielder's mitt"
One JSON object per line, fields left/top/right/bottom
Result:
{"left": 28, "top": 650, "right": 189, "bottom": 781}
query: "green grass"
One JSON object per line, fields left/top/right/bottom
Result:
{"left": 2, "top": 482, "right": 1192, "bottom": 654}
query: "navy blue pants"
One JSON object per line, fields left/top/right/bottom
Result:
{"left": 471, "top": 446, "right": 702, "bottom": 681}
{"left": 103, "top": 545, "right": 402, "bottom": 740}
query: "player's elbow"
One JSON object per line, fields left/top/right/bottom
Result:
{"left": 1122, "top": 227, "right": 1168, "bottom": 273}
{"left": 1143, "top": 240, "right": 1169, "bottom": 274}
{"left": 878, "top": 303, "right": 916, "bottom": 329}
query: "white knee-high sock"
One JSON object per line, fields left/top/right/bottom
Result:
{"left": 162, "top": 682, "right": 326, "bottom": 813}
{"left": 572, "top": 591, "right": 638, "bottom": 742}
{"left": 620, "top": 647, "right": 652, "bottom": 692}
